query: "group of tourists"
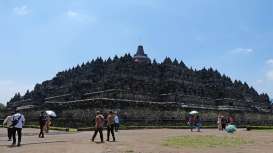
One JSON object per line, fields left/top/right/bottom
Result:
{"left": 217, "top": 114, "right": 235, "bottom": 131}
{"left": 186, "top": 111, "right": 237, "bottom": 133}
{"left": 2, "top": 110, "right": 52, "bottom": 147}
{"left": 2, "top": 111, "right": 25, "bottom": 146}
{"left": 3, "top": 109, "right": 238, "bottom": 146}
{"left": 2, "top": 110, "right": 120, "bottom": 146}
{"left": 187, "top": 114, "right": 201, "bottom": 132}
{"left": 38, "top": 111, "right": 51, "bottom": 138}
{"left": 91, "top": 111, "right": 120, "bottom": 143}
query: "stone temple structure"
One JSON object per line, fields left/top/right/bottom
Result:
{"left": 133, "top": 45, "right": 151, "bottom": 63}
{"left": 5, "top": 45, "right": 273, "bottom": 127}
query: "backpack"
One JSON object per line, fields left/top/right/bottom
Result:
{"left": 11, "top": 115, "right": 22, "bottom": 127}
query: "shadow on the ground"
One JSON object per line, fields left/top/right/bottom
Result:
{"left": 0, "top": 132, "right": 72, "bottom": 138}
{"left": 0, "top": 140, "right": 69, "bottom": 147}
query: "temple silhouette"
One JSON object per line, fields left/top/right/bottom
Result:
{"left": 6, "top": 45, "right": 273, "bottom": 127}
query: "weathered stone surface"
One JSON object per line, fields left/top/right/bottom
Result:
{"left": 5, "top": 46, "right": 272, "bottom": 127}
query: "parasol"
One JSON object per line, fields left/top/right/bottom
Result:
{"left": 45, "top": 110, "right": 57, "bottom": 117}
{"left": 189, "top": 110, "right": 199, "bottom": 115}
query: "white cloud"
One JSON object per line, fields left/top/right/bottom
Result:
{"left": 265, "top": 59, "right": 273, "bottom": 81}
{"left": 229, "top": 48, "right": 254, "bottom": 54}
{"left": 66, "top": 10, "right": 96, "bottom": 23}
{"left": 195, "top": 35, "right": 204, "bottom": 42}
{"left": 66, "top": 10, "right": 79, "bottom": 17}
{"left": 255, "top": 79, "right": 264, "bottom": 84}
{"left": 266, "top": 59, "right": 273, "bottom": 65}
{"left": 0, "top": 80, "right": 15, "bottom": 85}
{"left": 266, "top": 70, "right": 273, "bottom": 81}
{"left": 13, "top": 5, "right": 31, "bottom": 16}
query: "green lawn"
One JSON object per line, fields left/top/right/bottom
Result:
{"left": 163, "top": 135, "right": 252, "bottom": 149}
{"left": 254, "top": 129, "right": 273, "bottom": 132}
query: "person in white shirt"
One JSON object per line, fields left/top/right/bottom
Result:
{"left": 114, "top": 113, "right": 120, "bottom": 132}
{"left": 11, "top": 111, "right": 25, "bottom": 146}
{"left": 2, "top": 113, "right": 14, "bottom": 141}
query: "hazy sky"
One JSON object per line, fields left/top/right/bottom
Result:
{"left": 0, "top": 0, "right": 273, "bottom": 104}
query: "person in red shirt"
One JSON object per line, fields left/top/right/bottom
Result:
{"left": 91, "top": 111, "right": 104, "bottom": 143}
{"left": 106, "top": 111, "right": 115, "bottom": 142}
{"left": 228, "top": 115, "right": 235, "bottom": 124}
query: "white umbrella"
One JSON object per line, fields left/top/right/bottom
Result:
{"left": 13, "top": 113, "right": 21, "bottom": 117}
{"left": 189, "top": 110, "right": 199, "bottom": 115}
{"left": 45, "top": 110, "right": 57, "bottom": 117}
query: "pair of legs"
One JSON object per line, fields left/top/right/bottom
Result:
{"left": 107, "top": 124, "right": 115, "bottom": 141}
{"left": 114, "top": 123, "right": 119, "bottom": 132}
{"left": 11, "top": 128, "right": 22, "bottom": 146}
{"left": 39, "top": 124, "right": 45, "bottom": 138}
{"left": 189, "top": 124, "right": 201, "bottom": 132}
{"left": 7, "top": 128, "right": 12, "bottom": 140}
{"left": 221, "top": 124, "right": 226, "bottom": 130}
{"left": 190, "top": 124, "right": 194, "bottom": 132}
{"left": 218, "top": 123, "right": 222, "bottom": 130}
{"left": 45, "top": 123, "right": 50, "bottom": 133}
{"left": 92, "top": 127, "right": 104, "bottom": 142}
{"left": 196, "top": 123, "right": 201, "bottom": 132}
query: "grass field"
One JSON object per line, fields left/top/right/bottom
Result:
{"left": 163, "top": 135, "right": 253, "bottom": 149}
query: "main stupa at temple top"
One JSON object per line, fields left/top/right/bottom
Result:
{"left": 133, "top": 45, "right": 151, "bottom": 63}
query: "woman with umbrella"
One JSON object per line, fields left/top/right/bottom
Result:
{"left": 38, "top": 111, "right": 48, "bottom": 138}
{"left": 188, "top": 111, "right": 199, "bottom": 132}
{"left": 44, "top": 110, "right": 56, "bottom": 133}
{"left": 195, "top": 115, "right": 201, "bottom": 132}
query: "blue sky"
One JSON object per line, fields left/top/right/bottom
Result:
{"left": 0, "top": 0, "right": 273, "bottom": 104}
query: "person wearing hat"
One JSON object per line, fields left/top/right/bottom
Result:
{"left": 2, "top": 112, "right": 14, "bottom": 141}
{"left": 11, "top": 110, "right": 25, "bottom": 146}
{"left": 106, "top": 111, "right": 115, "bottom": 142}
{"left": 91, "top": 111, "right": 104, "bottom": 143}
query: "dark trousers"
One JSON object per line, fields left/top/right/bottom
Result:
{"left": 114, "top": 123, "right": 119, "bottom": 132}
{"left": 39, "top": 124, "right": 45, "bottom": 138}
{"left": 7, "top": 128, "right": 12, "bottom": 140}
{"left": 12, "top": 128, "right": 22, "bottom": 145}
{"left": 107, "top": 124, "right": 115, "bottom": 141}
{"left": 92, "top": 127, "right": 103, "bottom": 142}
{"left": 221, "top": 124, "right": 226, "bottom": 130}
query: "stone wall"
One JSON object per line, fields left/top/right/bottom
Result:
{"left": 16, "top": 98, "right": 273, "bottom": 128}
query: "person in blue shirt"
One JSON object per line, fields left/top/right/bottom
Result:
{"left": 11, "top": 111, "right": 25, "bottom": 147}
{"left": 114, "top": 112, "right": 120, "bottom": 132}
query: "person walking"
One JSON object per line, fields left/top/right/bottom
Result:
{"left": 45, "top": 116, "right": 51, "bottom": 133}
{"left": 2, "top": 113, "right": 14, "bottom": 141}
{"left": 228, "top": 115, "right": 235, "bottom": 125}
{"left": 217, "top": 114, "right": 222, "bottom": 131}
{"left": 114, "top": 112, "right": 120, "bottom": 132}
{"left": 11, "top": 111, "right": 25, "bottom": 146}
{"left": 221, "top": 116, "right": 227, "bottom": 131}
{"left": 106, "top": 111, "right": 115, "bottom": 142}
{"left": 195, "top": 115, "right": 201, "bottom": 132}
{"left": 187, "top": 115, "right": 195, "bottom": 132}
{"left": 91, "top": 111, "right": 104, "bottom": 143}
{"left": 38, "top": 111, "right": 47, "bottom": 138}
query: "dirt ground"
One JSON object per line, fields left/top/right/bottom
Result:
{"left": 0, "top": 128, "right": 273, "bottom": 153}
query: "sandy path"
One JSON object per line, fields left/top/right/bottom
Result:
{"left": 0, "top": 128, "right": 273, "bottom": 153}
